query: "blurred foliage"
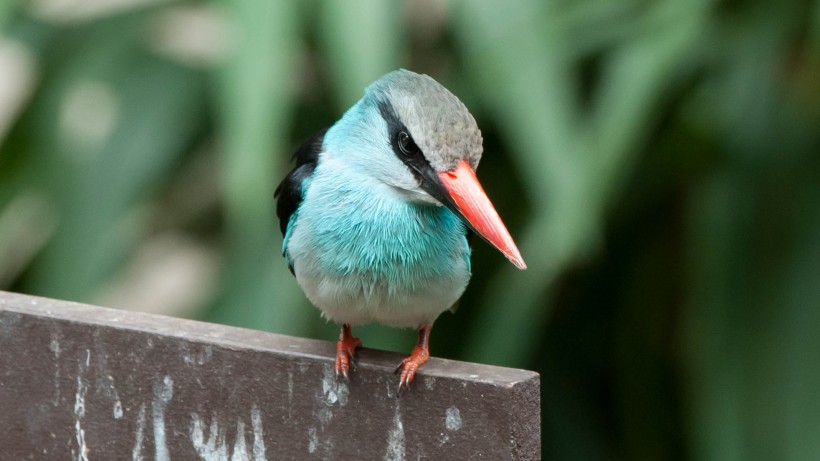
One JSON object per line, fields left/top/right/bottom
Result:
{"left": 1, "top": 0, "right": 819, "bottom": 459}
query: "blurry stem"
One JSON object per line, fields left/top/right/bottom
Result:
{"left": 0, "top": 1, "right": 20, "bottom": 31}
{"left": 319, "top": 0, "right": 403, "bottom": 108}
{"left": 587, "top": 2, "right": 708, "bottom": 203}
{"left": 456, "top": 0, "right": 709, "bottom": 366}
{"left": 0, "top": 192, "right": 56, "bottom": 288}
{"left": 681, "top": 173, "right": 747, "bottom": 461}
{"left": 209, "top": 0, "right": 307, "bottom": 333}
{"left": 459, "top": 214, "right": 564, "bottom": 363}
{"left": 809, "top": 0, "right": 820, "bottom": 54}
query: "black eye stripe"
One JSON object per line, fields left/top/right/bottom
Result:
{"left": 375, "top": 98, "right": 461, "bottom": 212}
{"left": 377, "top": 100, "right": 433, "bottom": 183}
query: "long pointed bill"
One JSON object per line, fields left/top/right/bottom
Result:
{"left": 437, "top": 160, "right": 526, "bottom": 270}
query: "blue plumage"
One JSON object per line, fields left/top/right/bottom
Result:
{"left": 275, "top": 70, "right": 523, "bottom": 388}
{"left": 281, "top": 92, "right": 471, "bottom": 327}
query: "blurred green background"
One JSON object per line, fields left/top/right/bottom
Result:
{"left": 1, "top": 0, "right": 819, "bottom": 459}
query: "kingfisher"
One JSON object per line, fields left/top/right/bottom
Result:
{"left": 275, "top": 69, "right": 526, "bottom": 390}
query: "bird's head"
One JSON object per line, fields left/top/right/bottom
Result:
{"left": 326, "top": 69, "right": 526, "bottom": 270}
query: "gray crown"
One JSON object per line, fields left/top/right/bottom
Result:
{"left": 367, "top": 69, "right": 483, "bottom": 172}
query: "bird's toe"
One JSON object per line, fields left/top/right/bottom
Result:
{"left": 394, "top": 346, "right": 430, "bottom": 396}
{"left": 335, "top": 333, "right": 362, "bottom": 381}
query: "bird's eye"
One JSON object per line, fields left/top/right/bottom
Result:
{"left": 397, "top": 131, "right": 419, "bottom": 157}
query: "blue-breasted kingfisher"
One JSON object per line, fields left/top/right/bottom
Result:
{"left": 275, "top": 69, "right": 526, "bottom": 390}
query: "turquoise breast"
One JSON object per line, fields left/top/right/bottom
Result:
{"left": 291, "top": 174, "right": 470, "bottom": 287}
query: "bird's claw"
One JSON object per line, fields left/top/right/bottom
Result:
{"left": 335, "top": 355, "right": 357, "bottom": 381}
{"left": 335, "top": 334, "right": 362, "bottom": 381}
{"left": 395, "top": 362, "right": 418, "bottom": 397}
{"left": 393, "top": 346, "right": 429, "bottom": 397}
{"left": 335, "top": 366, "right": 348, "bottom": 381}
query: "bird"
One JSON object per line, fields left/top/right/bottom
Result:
{"left": 275, "top": 69, "right": 526, "bottom": 391}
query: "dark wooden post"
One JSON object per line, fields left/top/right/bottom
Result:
{"left": 0, "top": 290, "right": 539, "bottom": 460}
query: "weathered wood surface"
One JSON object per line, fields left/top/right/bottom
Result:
{"left": 0, "top": 291, "right": 540, "bottom": 460}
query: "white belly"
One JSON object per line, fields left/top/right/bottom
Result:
{"left": 293, "top": 263, "right": 468, "bottom": 328}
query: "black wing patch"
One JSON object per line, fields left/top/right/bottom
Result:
{"left": 274, "top": 128, "right": 327, "bottom": 236}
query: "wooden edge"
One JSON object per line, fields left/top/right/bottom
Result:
{"left": 0, "top": 290, "right": 537, "bottom": 386}
{"left": 0, "top": 290, "right": 540, "bottom": 460}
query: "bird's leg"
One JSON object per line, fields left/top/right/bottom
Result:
{"left": 395, "top": 323, "right": 432, "bottom": 392}
{"left": 335, "top": 323, "right": 361, "bottom": 380}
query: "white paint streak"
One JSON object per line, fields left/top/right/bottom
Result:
{"left": 384, "top": 405, "right": 405, "bottom": 461}
{"left": 307, "top": 365, "right": 349, "bottom": 457}
{"left": 51, "top": 334, "right": 61, "bottom": 405}
{"left": 307, "top": 427, "right": 318, "bottom": 454}
{"left": 424, "top": 377, "right": 435, "bottom": 391}
{"left": 50, "top": 337, "right": 61, "bottom": 356}
{"left": 445, "top": 407, "right": 462, "bottom": 431}
{"left": 316, "top": 406, "right": 333, "bottom": 430}
{"left": 321, "top": 364, "right": 349, "bottom": 407}
{"left": 104, "top": 372, "right": 123, "bottom": 420}
{"left": 106, "top": 374, "right": 122, "bottom": 417}
{"left": 74, "top": 420, "right": 88, "bottom": 461}
{"left": 73, "top": 350, "right": 90, "bottom": 461}
{"left": 312, "top": 363, "right": 349, "bottom": 435}
{"left": 201, "top": 345, "right": 213, "bottom": 364}
{"left": 184, "top": 345, "right": 214, "bottom": 366}
{"left": 153, "top": 376, "right": 174, "bottom": 461}
{"left": 250, "top": 405, "right": 266, "bottom": 461}
{"left": 230, "top": 420, "right": 248, "bottom": 461}
{"left": 190, "top": 408, "right": 267, "bottom": 461}
{"left": 287, "top": 371, "right": 293, "bottom": 419}
{"left": 190, "top": 413, "right": 228, "bottom": 460}
{"left": 386, "top": 381, "right": 396, "bottom": 399}
{"left": 90, "top": 341, "right": 122, "bottom": 421}
{"left": 132, "top": 403, "right": 147, "bottom": 461}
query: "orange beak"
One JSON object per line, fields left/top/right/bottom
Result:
{"left": 437, "top": 160, "right": 526, "bottom": 270}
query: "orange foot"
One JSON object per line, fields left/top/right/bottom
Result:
{"left": 395, "top": 323, "right": 432, "bottom": 394}
{"left": 335, "top": 324, "right": 362, "bottom": 380}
